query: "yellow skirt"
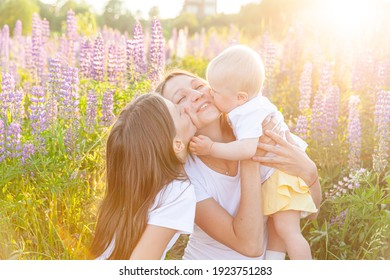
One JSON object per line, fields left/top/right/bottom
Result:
{"left": 262, "top": 170, "right": 317, "bottom": 217}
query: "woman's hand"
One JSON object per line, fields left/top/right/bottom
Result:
{"left": 252, "top": 130, "right": 318, "bottom": 185}
{"left": 256, "top": 114, "right": 282, "bottom": 157}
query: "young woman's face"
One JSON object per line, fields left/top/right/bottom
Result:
{"left": 162, "top": 75, "right": 221, "bottom": 130}
{"left": 164, "top": 98, "right": 197, "bottom": 146}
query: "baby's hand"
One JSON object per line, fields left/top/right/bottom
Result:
{"left": 190, "top": 135, "right": 214, "bottom": 155}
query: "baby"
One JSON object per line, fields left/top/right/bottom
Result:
{"left": 190, "top": 45, "right": 317, "bottom": 260}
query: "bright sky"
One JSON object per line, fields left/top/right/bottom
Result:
{"left": 41, "top": 0, "right": 261, "bottom": 19}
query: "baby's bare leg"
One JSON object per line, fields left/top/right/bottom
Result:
{"left": 272, "top": 210, "right": 312, "bottom": 260}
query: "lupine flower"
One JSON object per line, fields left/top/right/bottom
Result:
{"left": 0, "top": 119, "right": 5, "bottom": 163}
{"left": 323, "top": 86, "right": 340, "bottom": 140}
{"left": 325, "top": 168, "right": 366, "bottom": 199}
{"left": 47, "top": 57, "right": 62, "bottom": 124}
{"left": 310, "top": 62, "right": 333, "bottom": 141}
{"left": 176, "top": 28, "right": 188, "bottom": 59}
{"left": 13, "top": 20, "right": 24, "bottom": 68}
{"left": 373, "top": 90, "right": 390, "bottom": 173}
{"left": 298, "top": 63, "right": 313, "bottom": 111}
{"left": 101, "top": 89, "right": 114, "bottom": 127}
{"left": 66, "top": 10, "right": 77, "bottom": 41}
{"left": 347, "top": 95, "right": 362, "bottom": 170}
{"left": 0, "top": 72, "right": 15, "bottom": 119}
{"left": 22, "top": 142, "right": 35, "bottom": 164}
{"left": 10, "top": 89, "right": 24, "bottom": 123}
{"left": 126, "top": 39, "right": 136, "bottom": 84}
{"left": 59, "top": 66, "right": 79, "bottom": 121}
{"left": 13, "top": 20, "right": 22, "bottom": 38}
{"left": 133, "top": 21, "right": 147, "bottom": 80}
{"left": 107, "top": 44, "right": 118, "bottom": 83}
{"left": 30, "top": 86, "right": 47, "bottom": 137}
{"left": 41, "top": 18, "right": 50, "bottom": 45}
{"left": 64, "top": 119, "right": 79, "bottom": 153}
{"left": 295, "top": 115, "right": 308, "bottom": 140}
{"left": 330, "top": 210, "right": 348, "bottom": 229}
{"left": 31, "top": 14, "right": 43, "bottom": 81}
{"left": 263, "top": 41, "right": 276, "bottom": 97}
{"left": 91, "top": 33, "right": 104, "bottom": 82}
{"left": 149, "top": 17, "right": 165, "bottom": 90}
{"left": 1, "top": 24, "right": 10, "bottom": 71}
{"left": 79, "top": 38, "right": 92, "bottom": 78}
{"left": 85, "top": 90, "right": 97, "bottom": 133}
{"left": 6, "top": 122, "right": 22, "bottom": 159}
{"left": 66, "top": 10, "right": 77, "bottom": 66}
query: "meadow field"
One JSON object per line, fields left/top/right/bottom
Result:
{"left": 0, "top": 7, "right": 389, "bottom": 260}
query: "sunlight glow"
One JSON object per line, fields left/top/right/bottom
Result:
{"left": 314, "top": 0, "right": 377, "bottom": 37}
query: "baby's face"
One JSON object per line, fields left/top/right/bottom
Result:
{"left": 209, "top": 81, "right": 242, "bottom": 113}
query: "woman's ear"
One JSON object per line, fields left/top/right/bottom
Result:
{"left": 173, "top": 137, "right": 185, "bottom": 154}
{"left": 237, "top": 91, "right": 248, "bottom": 104}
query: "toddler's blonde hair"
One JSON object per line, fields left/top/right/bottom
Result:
{"left": 206, "top": 45, "right": 265, "bottom": 97}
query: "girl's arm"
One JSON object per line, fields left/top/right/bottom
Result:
{"left": 130, "top": 225, "right": 177, "bottom": 260}
{"left": 190, "top": 135, "right": 258, "bottom": 160}
{"left": 195, "top": 159, "right": 264, "bottom": 257}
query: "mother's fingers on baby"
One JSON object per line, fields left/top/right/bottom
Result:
{"left": 264, "top": 130, "right": 290, "bottom": 147}
{"left": 251, "top": 156, "right": 279, "bottom": 168}
{"left": 256, "top": 142, "right": 285, "bottom": 156}
{"left": 259, "top": 134, "right": 275, "bottom": 145}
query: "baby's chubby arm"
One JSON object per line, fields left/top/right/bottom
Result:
{"left": 190, "top": 135, "right": 258, "bottom": 160}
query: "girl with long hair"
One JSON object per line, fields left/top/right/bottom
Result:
{"left": 90, "top": 93, "right": 197, "bottom": 260}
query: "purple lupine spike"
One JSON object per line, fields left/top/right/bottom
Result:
{"left": 85, "top": 90, "right": 97, "bottom": 133}
{"left": 1, "top": 72, "right": 15, "bottom": 119}
{"left": 133, "top": 21, "right": 147, "bottom": 79}
{"left": 91, "top": 33, "right": 104, "bottom": 82}
{"left": 347, "top": 95, "right": 362, "bottom": 171}
{"left": 298, "top": 63, "right": 313, "bottom": 111}
{"left": 64, "top": 119, "right": 79, "bottom": 153}
{"left": 66, "top": 10, "right": 77, "bottom": 41}
{"left": 126, "top": 39, "right": 136, "bottom": 84}
{"left": 373, "top": 90, "right": 390, "bottom": 173}
{"left": 325, "top": 169, "right": 366, "bottom": 199}
{"left": 58, "top": 36, "right": 69, "bottom": 64}
{"left": 295, "top": 115, "right": 308, "bottom": 140}
{"left": 10, "top": 89, "right": 24, "bottom": 123}
{"left": 107, "top": 44, "right": 118, "bottom": 83}
{"left": 12, "top": 20, "right": 24, "bottom": 68}
{"left": 323, "top": 85, "right": 340, "bottom": 140}
{"left": 310, "top": 62, "right": 333, "bottom": 141}
{"left": 0, "top": 119, "right": 5, "bottom": 163}
{"left": 79, "top": 38, "right": 92, "bottom": 78}
{"left": 22, "top": 142, "right": 35, "bottom": 164}
{"left": 263, "top": 41, "right": 276, "bottom": 97}
{"left": 31, "top": 13, "right": 43, "bottom": 82}
{"left": 116, "top": 44, "right": 126, "bottom": 86}
{"left": 13, "top": 20, "right": 22, "bottom": 38}
{"left": 1, "top": 24, "right": 10, "bottom": 72}
{"left": 6, "top": 122, "right": 22, "bottom": 159}
{"left": 47, "top": 56, "right": 62, "bottom": 124}
{"left": 41, "top": 19, "right": 50, "bottom": 45}
{"left": 59, "top": 66, "right": 79, "bottom": 120}
{"left": 101, "top": 89, "right": 114, "bottom": 127}
{"left": 66, "top": 10, "right": 77, "bottom": 66}
{"left": 30, "top": 86, "right": 47, "bottom": 136}
{"left": 149, "top": 17, "right": 165, "bottom": 90}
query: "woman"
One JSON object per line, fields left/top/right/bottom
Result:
{"left": 90, "top": 93, "right": 197, "bottom": 260}
{"left": 155, "top": 70, "right": 321, "bottom": 260}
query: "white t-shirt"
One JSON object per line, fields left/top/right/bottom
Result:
{"left": 97, "top": 179, "right": 196, "bottom": 260}
{"left": 228, "top": 95, "right": 307, "bottom": 183}
{"left": 183, "top": 156, "right": 268, "bottom": 260}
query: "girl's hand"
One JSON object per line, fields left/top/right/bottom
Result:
{"left": 190, "top": 135, "right": 214, "bottom": 156}
{"left": 252, "top": 130, "right": 318, "bottom": 185}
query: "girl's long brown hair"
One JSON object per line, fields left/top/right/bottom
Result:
{"left": 90, "top": 93, "right": 184, "bottom": 259}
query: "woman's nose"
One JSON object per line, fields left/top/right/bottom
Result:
{"left": 190, "top": 90, "right": 203, "bottom": 102}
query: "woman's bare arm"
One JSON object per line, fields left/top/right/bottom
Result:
{"left": 195, "top": 160, "right": 264, "bottom": 257}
